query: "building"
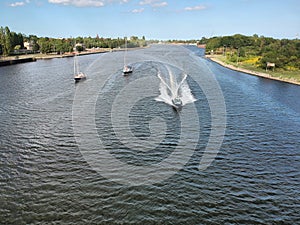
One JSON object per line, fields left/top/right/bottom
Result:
{"left": 24, "top": 41, "right": 34, "bottom": 51}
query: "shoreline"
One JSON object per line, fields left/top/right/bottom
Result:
{"left": 206, "top": 55, "right": 300, "bottom": 86}
{"left": 0, "top": 47, "right": 145, "bottom": 67}
{"left": 0, "top": 57, "right": 36, "bottom": 66}
{"left": 0, "top": 49, "right": 110, "bottom": 67}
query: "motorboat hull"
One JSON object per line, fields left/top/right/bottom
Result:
{"left": 123, "top": 66, "right": 133, "bottom": 75}
{"left": 172, "top": 98, "right": 183, "bottom": 110}
{"left": 74, "top": 76, "right": 86, "bottom": 82}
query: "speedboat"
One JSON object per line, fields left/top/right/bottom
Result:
{"left": 172, "top": 97, "right": 182, "bottom": 109}
{"left": 74, "top": 72, "right": 86, "bottom": 82}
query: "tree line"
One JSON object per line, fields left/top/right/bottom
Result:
{"left": 0, "top": 26, "right": 147, "bottom": 56}
{"left": 0, "top": 26, "right": 24, "bottom": 56}
{"left": 198, "top": 34, "right": 300, "bottom": 70}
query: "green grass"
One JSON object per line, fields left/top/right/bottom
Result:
{"left": 212, "top": 55, "right": 300, "bottom": 83}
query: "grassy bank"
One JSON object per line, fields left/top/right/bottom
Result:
{"left": 206, "top": 54, "right": 300, "bottom": 85}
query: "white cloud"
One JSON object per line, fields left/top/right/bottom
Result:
{"left": 10, "top": 1, "right": 25, "bottom": 7}
{"left": 184, "top": 5, "right": 206, "bottom": 11}
{"left": 139, "top": 0, "right": 167, "bottom": 9}
{"left": 48, "top": 0, "right": 125, "bottom": 7}
{"left": 132, "top": 8, "right": 144, "bottom": 13}
{"left": 152, "top": 1, "right": 167, "bottom": 7}
{"left": 139, "top": 0, "right": 157, "bottom": 5}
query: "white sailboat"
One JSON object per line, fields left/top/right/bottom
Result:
{"left": 74, "top": 54, "right": 86, "bottom": 82}
{"left": 122, "top": 37, "right": 133, "bottom": 75}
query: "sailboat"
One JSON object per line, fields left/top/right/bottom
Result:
{"left": 122, "top": 37, "right": 133, "bottom": 75}
{"left": 74, "top": 53, "right": 86, "bottom": 82}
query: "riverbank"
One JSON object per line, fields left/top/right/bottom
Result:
{"left": 0, "top": 57, "right": 36, "bottom": 66}
{"left": 206, "top": 55, "right": 300, "bottom": 86}
{"left": 0, "top": 47, "right": 147, "bottom": 67}
{"left": 0, "top": 48, "right": 111, "bottom": 64}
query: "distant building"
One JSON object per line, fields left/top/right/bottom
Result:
{"left": 24, "top": 41, "right": 34, "bottom": 51}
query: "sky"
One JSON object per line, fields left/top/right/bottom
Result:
{"left": 1, "top": 0, "right": 300, "bottom": 40}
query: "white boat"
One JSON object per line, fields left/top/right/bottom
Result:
{"left": 74, "top": 54, "right": 86, "bottom": 82}
{"left": 157, "top": 70, "right": 186, "bottom": 110}
{"left": 123, "top": 37, "right": 133, "bottom": 75}
{"left": 172, "top": 97, "right": 183, "bottom": 109}
{"left": 123, "top": 65, "right": 133, "bottom": 75}
{"left": 74, "top": 72, "right": 86, "bottom": 82}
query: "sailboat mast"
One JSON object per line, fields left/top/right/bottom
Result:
{"left": 74, "top": 54, "right": 76, "bottom": 75}
{"left": 76, "top": 54, "right": 80, "bottom": 74}
{"left": 124, "top": 37, "right": 127, "bottom": 66}
{"left": 74, "top": 40, "right": 79, "bottom": 75}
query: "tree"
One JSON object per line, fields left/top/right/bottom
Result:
{"left": 203, "top": 34, "right": 300, "bottom": 70}
{"left": 205, "top": 37, "right": 221, "bottom": 52}
{"left": 0, "top": 27, "right": 4, "bottom": 55}
{"left": 28, "top": 35, "right": 39, "bottom": 52}
{"left": 4, "top": 27, "right": 12, "bottom": 55}
{"left": 0, "top": 26, "right": 12, "bottom": 56}
{"left": 38, "top": 37, "right": 51, "bottom": 53}
{"left": 10, "top": 32, "right": 22, "bottom": 49}
{"left": 76, "top": 45, "right": 83, "bottom": 52}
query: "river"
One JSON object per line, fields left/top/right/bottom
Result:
{"left": 0, "top": 45, "right": 299, "bottom": 224}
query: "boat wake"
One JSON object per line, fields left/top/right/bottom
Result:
{"left": 155, "top": 65, "right": 196, "bottom": 108}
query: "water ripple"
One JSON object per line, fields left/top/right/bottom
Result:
{"left": 0, "top": 46, "right": 299, "bottom": 224}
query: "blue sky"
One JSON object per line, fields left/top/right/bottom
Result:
{"left": 1, "top": 0, "right": 300, "bottom": 40}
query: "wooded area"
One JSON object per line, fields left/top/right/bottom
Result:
{"left": 1, "top": 26, "right": 299, "bottom": 73}
{"left": 0, "top": 26, "right": 146, "bottom": 56}
{"left": 199, "top": 34, "right": 300, "bottom": 71}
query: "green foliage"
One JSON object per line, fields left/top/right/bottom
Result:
{"left": 0, "top": 26, "right": 147, "bottom": 57}
{"left": 0, "top": 26, "right": 12, "bottom": 56}
{"left": 202, "top": 34, "right": 300, "bottom": 71}
{"left": 75, "top": 45, "right": 84, "bottom": 52}
{"left": 10, "top": 32, "right": 24, "bottom": 49}
{"left": 205, "top": 37, "right": 221, "bottom": 52}
{"left": 14, "top": 45, "right": 21, "bottom": 50}
{"left": 38, "top": 37, "right": 51, "bottom": 54}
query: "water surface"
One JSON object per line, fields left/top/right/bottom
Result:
{"left": 0, "top": 45, "right": 299, "bottom": 224}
